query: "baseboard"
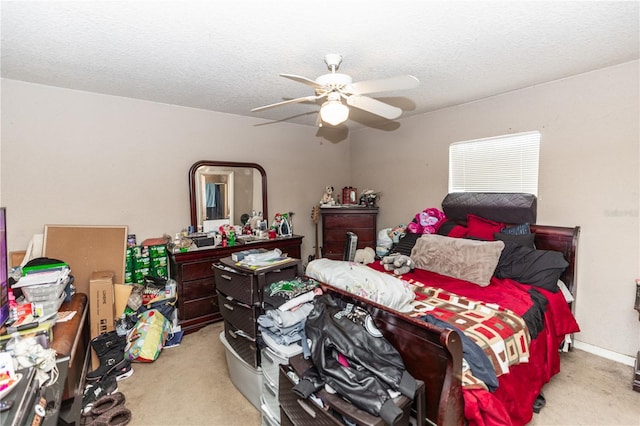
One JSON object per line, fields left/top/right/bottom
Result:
{"left": 573, "top": 339, "right": 636, "bottom": 367}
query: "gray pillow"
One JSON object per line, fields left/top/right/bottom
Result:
{"left": 411, "top": 234, "right": 505, "bottom": 287}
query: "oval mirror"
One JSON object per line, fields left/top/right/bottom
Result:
{"left": 189, "top": 161, "right": 267, "bottom": 232}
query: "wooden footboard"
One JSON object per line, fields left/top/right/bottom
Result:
{"left": 322, "top": 284, "right": 465, "bottom": 426}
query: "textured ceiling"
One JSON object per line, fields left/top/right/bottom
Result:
{"left": 1, "top": 1, "right": 639, "bottom": 130}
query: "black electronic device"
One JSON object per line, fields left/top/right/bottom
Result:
{"left": 343, "top": 231, "right": 358, "bottom": 262}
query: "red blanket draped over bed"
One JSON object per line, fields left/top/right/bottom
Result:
{"left": 367, "top": 262, "right": 580, "bottom": 426}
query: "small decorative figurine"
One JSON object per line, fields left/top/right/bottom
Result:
{"left": 320, "top": 186, "right": 336, "bottom": 206}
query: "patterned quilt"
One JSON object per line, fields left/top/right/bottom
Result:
{"left": 405, "top": 279, "right": 531, "bottom": 389}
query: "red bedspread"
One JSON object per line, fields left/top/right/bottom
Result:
{"left": 368, "top": 262, "right": 580, "bottom": 426}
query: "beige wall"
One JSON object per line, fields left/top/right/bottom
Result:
{"left": 2, "top": 60, "right": 638, "bottom": 359}
{"left": 350, "top": 60, "right": 640, "bottom": 358}
{"left": 0, "top": 79, "right": 351, "bottom": 262}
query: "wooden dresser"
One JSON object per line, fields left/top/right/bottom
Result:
{"left": 169, "top": 235, "right": 303, "bottom": 334}
{"left": 320, "top": 207, "right": 378, "bottom": 260}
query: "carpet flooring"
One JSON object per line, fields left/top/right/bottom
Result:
{"left": 117, "top": 322, "right": 640, "bottom": 425}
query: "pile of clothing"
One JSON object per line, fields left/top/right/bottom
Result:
{"left": 294, "top": 294, "right": 419, "bottom": 425}
{"left": 257, "top": 277, "right": 321, "bottom": 358}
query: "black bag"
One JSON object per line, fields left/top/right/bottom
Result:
{"left": 136, "top": 296, "right": 177, "bottom": 319}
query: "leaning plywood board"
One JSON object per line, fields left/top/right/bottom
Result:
{"left": 43, "top": 225, "right": 127, "bottom": 296}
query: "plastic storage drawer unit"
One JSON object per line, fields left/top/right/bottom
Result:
{"left": 219, "top": 331, "right": 263, "bottom": 410}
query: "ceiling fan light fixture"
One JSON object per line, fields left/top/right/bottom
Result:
{"left": 320, "top": 100, "right": 349, "bottom": 126}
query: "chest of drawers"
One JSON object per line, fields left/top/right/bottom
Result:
{"left": 279, "top": 354, "right": 424, "bottom": 426}
{"left": 215, "top": 256, "right": 303, "bottom": 368}
{"left": 320, "top": 207, "right": 378, "bottom": 260}
{"left": 169, "top": 235, "right": 303, "bottom": 334}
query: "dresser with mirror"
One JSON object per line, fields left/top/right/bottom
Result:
{"left": 170, "top": 161, "right": 303, "bottom": 333}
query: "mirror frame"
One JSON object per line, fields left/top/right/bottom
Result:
{"left": 189, "top": 160, "right": 268, "bottom": 230}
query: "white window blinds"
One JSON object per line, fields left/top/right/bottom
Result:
{"left": 449, "top": 131, "right": 540, "bottom": 196}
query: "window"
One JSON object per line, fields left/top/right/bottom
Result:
{"left": 449, "top": 131, "right": 540, "bottom": 196}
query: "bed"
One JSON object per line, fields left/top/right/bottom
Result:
{"left": 304, "top": 193, "right": 580, "bottom": 426}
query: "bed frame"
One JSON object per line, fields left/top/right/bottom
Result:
{"left": 320, "top": 224, "right": 580, "bottom": 426}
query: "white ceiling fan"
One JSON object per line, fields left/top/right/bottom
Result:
{"left": 251, "top": 54, "right": 419, "bottom": 127}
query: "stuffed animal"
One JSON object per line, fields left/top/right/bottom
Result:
{"left": 248, "top": 210, "right": 263, "bottom": 231}
{"left": 320, "top": 186, "right": 336, "bottom": 206}
{"left": 380, "top": 253, "right": 415, "bottom": 275}
{"left": 407, "top": 208, "right": 446, "bottom": 234}
{"left": 387, "top": 224, "right": 407, "bottom": 244}
{"left": 353, "top": 247, "right": 375, "bottom": 265}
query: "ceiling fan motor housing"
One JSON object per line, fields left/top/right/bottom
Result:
{"left": 315, "top": 73, "right": 353, "bottom": 88}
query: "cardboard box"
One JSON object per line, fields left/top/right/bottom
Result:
{"left": 114, "top": 283, "right": 132, "bottom": 318}
{"left": 89, "top": 270, "right": 115, "bottom": 369}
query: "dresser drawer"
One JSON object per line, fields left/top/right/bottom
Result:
{"left": 218, "top": 291, "right": 260, "bottom": 338}
{"left": 225, "top": 319, "right": 260, "bottom": 368}
{"left": 182, "top": 277, "right": 215, "bottom": 300}
{"left": 262, "top": 376, "right": 280, "bottom": 423}
{"left": 180, "top": 258, "right": 217, "bottom": 281}
{"left": 214, "top": 266, "right": 258, "bottom": 305}
{"left": 181, "top": 295, "right": 218, "bottom": 320}
{"left": 278, "top": 366, "right": 341, "bottom": 425}
{"left": 324, "top": 214, "right": 376, "bottom": 229}
{"left": 215, "top": 262, "right": 300, "bottom": 305}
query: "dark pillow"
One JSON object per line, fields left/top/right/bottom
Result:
{"left": 493, "top": 232, "right": 536, "bottom": 249}
{"left": 466, "top": 214, "right": 504, "bottom": 240}
{"left": 501, "top": 223, "right": 531, "bottom": 235}
{"left": 494, "top": 240, "right": 568, "bottom": 292}
{"left": 390, "top": 232, "right": 422, "bottom": 257}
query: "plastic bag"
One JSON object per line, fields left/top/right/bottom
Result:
{"left": 124, "top": 309, "right": 171, "bottom": 363}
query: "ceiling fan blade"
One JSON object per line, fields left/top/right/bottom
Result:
{"left": 347, "top": 75, "right": 419, "bottom": 95}
{"left": 280, "top": 74, "right": 324, "bottom": 89}
{"left": 346, "top": 95, "right": 402, "bottom": 120}
{"left": 251, "top": 95, "right": 322, "bottom": 112}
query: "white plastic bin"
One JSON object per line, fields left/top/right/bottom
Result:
{"left": 260, "top": 332, "right": 304, "bottom": 386}
{"left": 219, "top": 331, "right": 263, "bottom": 410}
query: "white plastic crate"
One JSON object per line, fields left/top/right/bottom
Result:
{"left": 219, "top": 331, "right": 263, "bottom": 410}
{"left": 261, "top": 375, "right": 280, "bottom": 422}
{"left": 260, "top": 397, "right": 279, "bottom": 426}
{"left": 22, "top": 281, "right": 67, "bottom": 302}
{"left": 32, "top": 290, "right": 66, "bottom": 317}
{"left": 260, "top": 333, "right": 304, "bottom": 386}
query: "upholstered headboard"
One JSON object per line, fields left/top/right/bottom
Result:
{"left": 442, "top": 192, "right": 537, "bottom": 224}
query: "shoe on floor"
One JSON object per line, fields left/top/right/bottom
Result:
{"left": 88, "top": 405, "right": 132, "bottom": 426}
{"left": 533, "top": 392, "right": 546, "bottom": 413}
{"left": 82, "top": 391, "right": 126, "bottom": 418}
{"left": 86, "top": 352, "right": 130, "bottom": 382}
{"left": 83, "top": 374, "right": 118, "bottom": 415}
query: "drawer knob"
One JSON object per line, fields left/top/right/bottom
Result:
{"left": 296, "top": 399, "right": 316, "bottom": 418}
{"left": 220, "top": 274, "right": 232, "bottom": 281}
{"left": 223, "top": 303, "right": 234, "bottom": 311}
